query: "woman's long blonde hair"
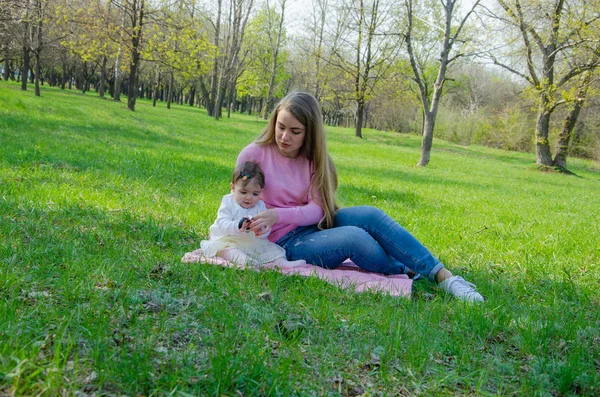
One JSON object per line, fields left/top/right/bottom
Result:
{"left": 256, "top": 92, "right": 339, "bottom": 229}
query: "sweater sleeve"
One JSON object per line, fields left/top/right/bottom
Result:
{"left": 273, "top": 198, "right": 324, "bottom": 226}
{"left": 214, "top": 197, "right": 244, "bottom": 236}
{"left": 274, "top": 161, "right": 324, "bottom": 225}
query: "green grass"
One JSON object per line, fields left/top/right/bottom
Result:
{"left": 1, "top": 80, "right": 599, "bottom": 396}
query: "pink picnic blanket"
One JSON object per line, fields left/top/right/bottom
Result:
{"left": 181, "top": 248, "right": 412, "bottom": 297}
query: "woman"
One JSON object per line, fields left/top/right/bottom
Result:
{"left": 236, "top": 92, "right": 483, "bottom": 301}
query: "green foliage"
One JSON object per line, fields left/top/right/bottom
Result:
{"left": 436, "top": 103, "right": 534, "bottom": 152}
{"left": 1, "top": 81, "right": 600, "bottom": 395}
{"left": 237, "top": 5, "right": 289, "bottom": 100}
{"left": 58, "top": 0, "right": 127, "bottom": 72}
{"left": 143, "top": 2, "right": 214, "bottom": 80}
{"left": 570, "top": 123, "right": 600, "bottom": 161}
{"left": 366, "top": 59, "right": 421, "bottom": 133}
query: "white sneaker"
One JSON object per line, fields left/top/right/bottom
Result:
{"left": 438, "top": 276, "right": 484, "bottom": 302}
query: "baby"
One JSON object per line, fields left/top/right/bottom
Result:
{"left": 201, "top": 161, "right": 306, "bottom": 267}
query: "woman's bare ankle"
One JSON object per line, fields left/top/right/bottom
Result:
{"left": 435, "top": 268, "right": 453, "bottom": 284}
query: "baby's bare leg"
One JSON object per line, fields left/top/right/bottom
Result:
{"left": 219, "top": 248, "right": 249, "bottom": 266}
{"left": 272, "top": 257, "right": 306, "bottom": 267}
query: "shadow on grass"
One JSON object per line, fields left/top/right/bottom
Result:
{"left": 339, "top": 162, "right": 492, "bottom": 192}
{"left": 337, "top": 184, "right": 427, "bottom": 210}
{"left": 1, "top": 113, "right": 237, "bottom": 190}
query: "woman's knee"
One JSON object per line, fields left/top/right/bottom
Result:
{"left": 300, "top": 226, "right": 381, "bottom": 268}
{"left": 301, "top": 225, "right": 375, "bottom": 252}
{"left": 336, "top": 225, "right": 372, "bottom": 245}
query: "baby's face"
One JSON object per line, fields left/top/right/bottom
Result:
{"left": 231, "top": 179, "right": 262, "bottom": 209}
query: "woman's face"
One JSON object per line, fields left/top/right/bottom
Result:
{"left": 275, "top": 109, "right": 306, "bottom": 158}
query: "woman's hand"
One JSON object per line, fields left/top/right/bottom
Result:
{"left": 249, "top": 209, "right": 278, "bottom": 237}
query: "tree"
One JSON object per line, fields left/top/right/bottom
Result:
{"left": 0, "top": 0, "right": 24, "bottom": 81}
{"left": 237, "top": 5, "right": 289, "bottom": 114}
{"left": 287, "top": 0, "right": 331, "bottom": 101}
{"left": 328, "top": 0, "right": 397, "bottom": 138}
{"left": 113, "top": 5, "right": 127, "bottom": 101}
{"left": 552, "top": 47, "right": 599, "bottom": 169}
{"left": 262, "top": 0, "right": 287, "bottom": 118}
{"left": 20, "top": 0, "right": 33, "bottom": 90}
{"left": 489, "top": 0, "right": 600, "bottom": 166}
{"left": 125, "top": 0, "right": 144, "bottom": 111}
{"left": 403, "top": 0, "right": 481, "bottom": 166}
{"left": 31, "top": 0, "right": 45, "bottom": 96}
{"left": 56, "top": 0, "right": 111, "bottom": 95}
{"left": 143, "top": 0, "right": 213, "bottom": 108}
{"left": 310, "top": 0, "right": 329, "bottom": 101}
{"left": 206, "top": 0, "right": 222, "bottom": 116}
{"left": 214, "top": 0, "right": 254, "bottom": 119}
{"left": 110, "top": 0, "right": 147, "bottom": 111}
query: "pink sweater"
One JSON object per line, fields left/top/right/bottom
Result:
{"left": 236, "top": 143, "right": 324, "bottom": 242}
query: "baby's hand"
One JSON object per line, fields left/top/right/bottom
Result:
{"left": 238, "top": 216, "right": 252, "bottom": 232}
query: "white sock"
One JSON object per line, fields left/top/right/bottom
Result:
{"left": 273, "top": 258, "right": 306, "bottom": 267}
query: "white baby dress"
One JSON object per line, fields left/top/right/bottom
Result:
{"left": 200, "top": 193, "right": 287, "bottom": 265}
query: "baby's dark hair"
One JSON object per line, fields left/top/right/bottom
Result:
{"left": 232, "top": 161, "right": 265, "bottom": 188}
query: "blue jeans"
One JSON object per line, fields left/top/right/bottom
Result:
{"left": 276, "top": 206, "right": 444, "bottom": 282}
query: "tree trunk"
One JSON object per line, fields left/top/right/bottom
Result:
{"left": 552, "top": 71, "right": 592, "bottom": 170}
{"left": 61, "top": 56, "right": 67, "bottom": 89}
{"left": 198, "top": 76, "right": 210, "bottom": 110}
{"left": 3, "top": 43, "right": 10, "bottom": 81}
{"left": 208, "top": 0, "right": 222, "bottom": 116}
{"left": 534, "top": 93, "right": 553, "bottom": 165}
{"left": 33, "top": 0, "right": 43, "bottom": 97}
{"left": 21, "top": 9, "right": 31, "bottom": 91}
{"left": 127, "top": 0, "right": 145, "bottom": 111}
{"left": 81, "top": 61, "right": 88, "bottom": 93}
{"left": 552, "top": 101, "right": 582, "bottom": 170}
{"left": 264, "top": 0, "right": 286, "bottom": 119}
{"left": 21, "top": 49, "right": 30, "bottom": 90}
{"left": 34, "top": 53, "right": 41, "bottom": 96}
{"left": 99, "top": 56, "right": 107, "bottom": 98}
{"left": 418, "top": 111, "right": 436, "bottom": 167}
{"left": 313, "top": 0, "right": 326, "bottom": 100}
{"left": 114, "top": 51, "right": 122, "bottom": 101}
{"left": 167, "top": 72, "right": 174, "bottom": 109}
{"left": 114, "top": 8, "right": 127, "bottom": 102}
{"left": 214, "top": 80, "right": 226, "bottom": 119}
{"left": 152, "top": 68, "right": 160, "bottom": 107}
{"left": 188, "top": 87, "right": 195, "bottom": 106}
{"left": 417, "top": 78, "right": 445, "bottom": 166}
{"left": 226, "top": 80, "right": 235, "bottom": 118}
{"left": 355, "top": 100, "right": 364, "bottom": 138}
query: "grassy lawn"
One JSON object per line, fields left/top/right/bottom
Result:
{"left": 1, "top": 80, "right": 599, "bottom": 396}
